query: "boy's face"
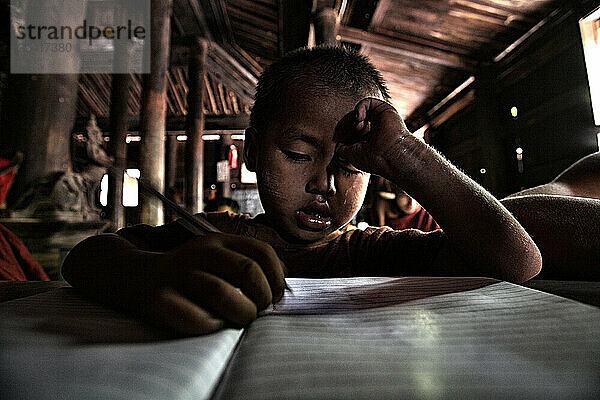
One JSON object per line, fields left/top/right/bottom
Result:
{"left": 248, "top": 87, "right": 371, "bottom": 243}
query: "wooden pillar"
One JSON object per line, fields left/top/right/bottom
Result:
{"left": 107, "top": 2, "right": 136, "bottom": 230}
{"left": 184, "top": 38, "right": 208, "bottom": 214}
{"left": 164, "top": 133, "right": 179, "bottom": 221}
{"left": 165, "top": 134, "right": 178, "bottom": 194}
{"left": 139, "top": 0, "right": 172, "bottom": 226}
{"left": 220, "top": 134, "right": 232, "bottom": 199}
{"left": 2, "top": 0, "right": 85, "bottom": 206}
{"left": 312, "top": 7, "right": 339, "bottom": 46}
{"left": 107, "top": 71, "right": 131, "bottom": 230}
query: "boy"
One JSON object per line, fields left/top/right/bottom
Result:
{"left": 62, "top": 46, "right": 541, "bottom": 335}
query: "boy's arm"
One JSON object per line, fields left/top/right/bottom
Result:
{"left": 335, "top": 98, "right": 542, "bottom": 283}
{"left": 62, "top": 226, "right": 285, "bottom": 335}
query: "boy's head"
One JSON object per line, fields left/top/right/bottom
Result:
{"left": 245, "top": 46, "right": 390, "bottom": 243}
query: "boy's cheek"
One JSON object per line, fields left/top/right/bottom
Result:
{"left": 258, "top": 168, "right": 301, "bottom": 210}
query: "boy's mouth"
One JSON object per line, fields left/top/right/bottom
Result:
{"left": 296, "top": 203, "right": 332, "bottom": 231}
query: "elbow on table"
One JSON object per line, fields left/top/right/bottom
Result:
{"left": 502, "top": 240, "right": 543, "bottom": 284}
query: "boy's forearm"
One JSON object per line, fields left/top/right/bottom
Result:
{"left": 382, "top": 138, "right": 542, "bottom": 282}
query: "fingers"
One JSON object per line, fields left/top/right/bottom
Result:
{"left": 334, "top": 97, "right": 388, "bottom": 144}
{"left": 164, "top": 233, "right": 286, "bottom": 335}
{"left": 144, "top": 287, "right": 225, "bottom": 335}
{"left": 181, "top": 270, "right": 258, "bottom": 326}
{"left": 197, "top": 245, "right": 274, "bottom": 309}
{"left": 221, "top": 235, "right": 286, "bottom": 302}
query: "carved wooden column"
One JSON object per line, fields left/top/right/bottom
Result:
{"left": 184, "top": 38, "right": 208, "bottom": 214}
{"left": 139, "top": 0, "right": 172, "bottom": 225}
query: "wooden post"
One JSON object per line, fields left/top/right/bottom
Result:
{"left": 2, "top": 0, "right": 85, "bottom": 206}
{"left": 312, "top": 7, "right": 339, "bottom": 46}
{"left": 184, "top": 38, "right": 208, "bottom": 214}
{"left": 220, "top": 134, "right": 232, "bottom": 199}
{"left": 139, "top": 0, "right": 172, "bottom": 226}
{"left": 165, "top": 134, "right": 179, "bottom": 195}
{"left": 107, "top": 2, "right": 136, "bottom": 230}
{"left": 107, "top": 71, "right": 131, "bottom": 230}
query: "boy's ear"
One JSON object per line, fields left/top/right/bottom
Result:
{"left": 244, "top": 127, "right": 258, "bottom": 172}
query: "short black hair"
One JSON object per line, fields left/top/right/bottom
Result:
{"left": 250, "top": 45, "right": 390, "bottom": 133}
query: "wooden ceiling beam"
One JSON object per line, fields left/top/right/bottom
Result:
{"left": 193, "top": 0, "right": 263, "bottom": 78}
{"left": 172, "top": 0, "right": 210, "bottom": 38}
{"left": 197, "top": 0, "right": 234, "bottom": 43}
{"left": 339, "top": 26, "right": 478, "bottom": 72}
{"left": 372, "top": 26, "right": 473, "bottom": 56}
{"left": 453, "top": 0, "right": 544, "bottom": 21}
{"left": 170, "top": 39, "right": 256, "bottom": 105}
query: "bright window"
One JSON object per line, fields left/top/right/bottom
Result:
{"left": 123, "top": 169, "right": 140, "bottom": 207}
{"left": 580, "top": 7, "right": 600, "bottom": 125}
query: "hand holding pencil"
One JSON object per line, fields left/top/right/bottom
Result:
{"left": 62, "top": 168, "right": 287, "bottom": 335}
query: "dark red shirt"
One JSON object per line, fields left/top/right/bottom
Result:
{"left": 385, "top": 205, "right": 440, "bottom": 232}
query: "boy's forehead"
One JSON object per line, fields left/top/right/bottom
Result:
{"left": 263, "top": 90, "right": 357, "bottom": 137}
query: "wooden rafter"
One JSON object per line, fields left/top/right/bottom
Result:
{"left": 339, "top": 26, "right": 478, "bottom": 71}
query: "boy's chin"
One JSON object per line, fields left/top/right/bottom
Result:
{"left": 282, "top": 224, "right": 338, "bottom": 244}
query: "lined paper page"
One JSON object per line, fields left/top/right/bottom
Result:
{"left": 215, "top": 278, "right": 600, "bottom": 399}
{"left": 262, "top": 277, "right": 498, "bottom": 314}
{"left": 0, "top": 288, "right": 243, "bottom": 400}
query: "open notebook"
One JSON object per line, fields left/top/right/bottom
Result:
{"left": 1, "top": 277, "right": 599, "bottom": 399}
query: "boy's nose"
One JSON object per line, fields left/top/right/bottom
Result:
{"left": 306, "top": 167, "right": 336, "bottom": 198}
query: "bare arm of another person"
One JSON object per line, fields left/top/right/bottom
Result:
{"left": 507, "top": 152, "right": 600, "bottom": 199}
{"left": 500, "top": 152, "right": 600, "bottom": 280}
{"left": 62, "top": 224, "right": 285, "bottom": 335}
{"left": 335, "top": 98, "right": 542, "bottom": 283}
{"left": 500, "top": 195, "right": 600, "bottom": 280}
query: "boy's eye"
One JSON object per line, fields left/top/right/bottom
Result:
{"left": 283, "top": 150, "right": 312, "bottom": 162}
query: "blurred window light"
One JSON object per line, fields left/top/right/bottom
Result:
{"left": 176, "top": 135, "right": 187, "bottom": 141}
{"left": 202, "top": 134, "right": 221, "bottom": 141}
{"left": 100, "top": 174, "right": 108, "bottom": 206}
{"left": 510, "top": 106, "right": 518, "bottom": 118}
{"left": 241, "top": 162, "right": 257, "bottom": 184}
{"left": 580, "top": 7, "right": 600, "bottom": 125}
{"left": 123, "top": 169, "right": 140, "bottom": 207}
{"left": 125, "top": 135, "right": 141, "bottom": 143}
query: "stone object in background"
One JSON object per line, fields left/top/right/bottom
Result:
{"left": 10, "top": 115, "right": 113, "bottom": 221}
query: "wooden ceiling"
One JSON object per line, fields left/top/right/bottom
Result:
{"left": 73, "top": 0, "right": 581, "bottom": 131}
